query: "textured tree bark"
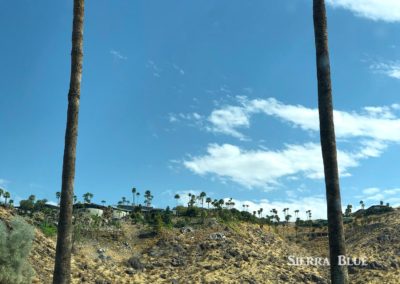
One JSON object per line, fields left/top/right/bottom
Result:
{"left": 312, "top": 1, "right": 348, "bottom": 283}
{"left": 53, "top": 1, "right": 84, "bottom": 283}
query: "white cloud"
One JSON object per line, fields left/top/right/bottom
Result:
{"left": 206, "top": 97, "right": 400, "bottom": 143}
{"left": 172, "top": 64, "right": 185, "bottom": 75}
{"left": 183, "top": 141, "right": 382, "bottom": 188}
{"left": 362, "top": 187, "right": 380, "bottom": 195}
{"left": 360, "top": 187, "right": 400, "bottom": 207}
{"left": 175, "top": 190, "right": 201, "bottom": 205}
{"left": 370, "top": 61, "right": 400, "bottom": 79}
{"left": 0, "top": 178, "right": 9, "bottom": 188}
{"left": 146, "top": 60, "right": 162, "bottom": 77}
{"left": 110, "top": 49, "right": 128, "bottom": 60}
{"left": 177, "top": 96, "right": 400, "bottom": 188}
{"left": 326, "top": 0, "right": 400, "bottom": 22}
{"left": 207, "top": 106, "right": 250, "bottom": 140}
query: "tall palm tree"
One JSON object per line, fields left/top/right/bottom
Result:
{"left": 206, "top": 197, "right": 212, "bottom": 209}
{"left": 174, "top": 194, "right": 180, "bottom": 206}
{"left": 144, "top": 190, "right": 153, "bottom": 207}
{"left": 3, "top": 192, "right": 10, "bottom": 205}
{"left": 132, "top": 187, "right": 136, "bottom": 205}
{"left": 199, "top": 191, "right": 206, "bottom": 208}
{"left": 313, "top": 1, "right": 348, "bottom": 282}
{"left": 53, "top": 1, "right": 85, "bottom": 283}
{"left": 83, "top": 192, "right": 93, "bottom": 204}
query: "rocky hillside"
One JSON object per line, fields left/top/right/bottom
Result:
{"left": 1, "top": 206, "right": 399, "bottom": 283}
{"left": 299, "top": 208, "right": 400, "bottom": 284}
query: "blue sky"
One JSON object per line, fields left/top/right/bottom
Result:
{"left": 1, "top": 0, "right": 400, "bottom": 219}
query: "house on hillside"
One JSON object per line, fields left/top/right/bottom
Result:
{"left": 111, "top": 206, "right": 130, "bottom": 219}
{"left": 73, "top": 203, "right": 106, "bottom": 217}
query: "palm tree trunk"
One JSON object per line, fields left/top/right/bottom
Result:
{"left": 53, "top": 1, "right": 85, "bottom": 283}
{"left": 312, "top": 1, "right": 348, "bottom": 283}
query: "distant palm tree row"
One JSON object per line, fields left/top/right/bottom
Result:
{"left": 55, "top": 187, "right": 154, "bottom": 208}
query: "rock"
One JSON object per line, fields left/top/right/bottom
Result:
{"left": 249, "top": 251, "right": 260, "bottom": 258}
{"left": 171, "top": 257, "right": 186, "bottom": 267}
{"left": 279, "top": 274, "right": 289, "bottom": 281}
{"left": 227, "top": 248, "right": 240, "bottom": 257}
{"left": 171, "top": 279, "right": 179, "bottom": 284}
{"left": 138, "top": 231, "right": 157, "bottom": 239}
{"left": 160, "top": 273, "right": 167, "bottom": 279}
{"left": 127, "top": 256, "right": 144, "bottom": 270}
{"left": 377, "top": 234, "right": 392, "bottom": 242}
{"left": 311, "top": 275, "right": 327, "bottom": 284}
{"left": 97, "top": 248, "right": 106, "bottom": 254}
{"left": 125, "top": 268, "right": 135, "bottom": 275}
{"left": 199, "top": 242, "right": 210, "bottom": 251}
{"left": 180, "top": 226, "right": 194, "bottom": 233}
{"left": 148, "top": 249, "right": 163, "bottom": 257}
{"left": 95, "top": 280, "right": 111, "bottom": 284}
{"left": 390, "top": 261, "right": 399, "bottom": 269}
{"left": 367, "top": 261, "right": 386, "bottom": 270}
{"left": 223, "top": 253, "right": 232, "bottom": 259}
{"left": 209, "top": 232, "right": 226, "bottom": 240}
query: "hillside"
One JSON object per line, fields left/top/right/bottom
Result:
{"left": 299, "top": 208, "right": 400, "bottom": 284}
{"left": 1, "top": 206, "right": 399, "bottom": 283}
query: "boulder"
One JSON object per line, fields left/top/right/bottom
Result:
{"left": 127, "top": 256, "right": 144, "bottom": 270}
{"left": 209, "top": 232, "right": 226, "bottom": 240}
{"left": 180, "top": 226, "right": 194, "bottom": 233}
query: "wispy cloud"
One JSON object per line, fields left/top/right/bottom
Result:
{"left": 168, "top": 112, "right": 204, "bottom": 127}
{"left": 110, "top": 49, "right": 128, "bottom": 60}
{"left": 0, "top": 178, "right": 10, "bottom": 189}
{"left": 361, "top": 187, "right": 400, "bottom": 207}
{"left": 146, "top": 60, "right": 162, "bottom": 77}
{"left": 204, "top": 96, "right": 400, "bottom": 143}
{"left": 370, "top": 61, "right": 400, "bottom": 79}
{"left": 206, "top": 106, "right": 250, "bottom": 140}
{"left": 183, "top": 141, "right": 384, "bottom": 189}
{"left": 172, "top": 64, "right": 185, "bottom": 75}
{"left": 178, "top": 96, "right": 400, "bottom": 188}
{"left": 326, "top": 0, "right": 400, "bottom": 22}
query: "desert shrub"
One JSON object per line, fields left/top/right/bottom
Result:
{"left": 217, "top": 209, "right": 234, "bottom": 222}
{"left": 175, "top": 205, "right": 187, "bottom": 216}
{"left": 0, "top": 217, "right": 35, "bottom": 284}
{"left": 185, "top": 206, "right": 200, "bottom": 217}
{"left": 174, "top": 219, "right": 187, "bottom": 228}
{"left": 162, "top": 207, "right": 173, "bottom": 227}
{"left": 154, "top": 214, "right": 163, "bottom": 234}
{"left": 131, "top": 212, "right": 145, "bottom": 224}
{"left": 39, "top": 222, "right": 57, "bottom": 237}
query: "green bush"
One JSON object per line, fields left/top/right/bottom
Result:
{"left": 0, "top": 217, "right": 35, "bottom": 284}
{"left": 174, "top": 219, "right": 187, "bottom": 228}
{"left": 131, "top": 212, "right": 145, "bottom": 224}
{"left": 186, "top": 207, "right": 200, "bottom": 217}
{"left": 40, "top": 222, "right": 57, "bottom": 237}
{"left": 154, "top": 214, "right": 163, "bottom": 234}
